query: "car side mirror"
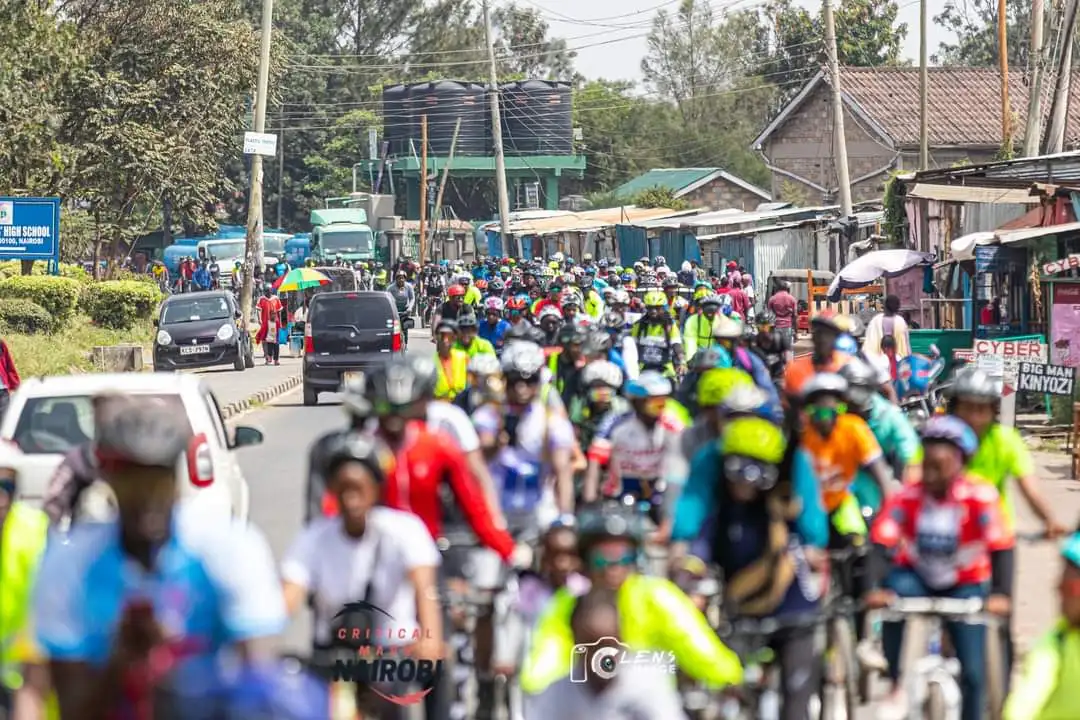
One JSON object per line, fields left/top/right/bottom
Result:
{"left": 230, "top": 425, "right": 264, "bottom": 449}
{"left": 153, "top": 318, "right": 159, "bottom": 328}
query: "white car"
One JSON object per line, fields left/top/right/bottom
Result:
{"left": 0, "top": 373, "right": 261, "bottom": 522}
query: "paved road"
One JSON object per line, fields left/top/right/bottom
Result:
{"left": 230, "top": 336, "right": 1080, "bottom": 712}
{"left": 188, "top": 354, "right": 301, "bottom": 407}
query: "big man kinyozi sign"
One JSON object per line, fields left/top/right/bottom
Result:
{"left": 0, "top": 197, "right": 61, "bottom": 267}
{"left": 327, "top": 601, "right": 443, "bottom": 707}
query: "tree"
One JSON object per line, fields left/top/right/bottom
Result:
{"left": 303, "top": 109, "right": 379, "bottom": 199}
{"left": 572, "top": 80, "right": 667, "bottom": 193}
{"left": 492, "top": 3, "right": 576, "bottom": 80}
{"left": 932, "top": 0, "right": 1035, "bottom": 66}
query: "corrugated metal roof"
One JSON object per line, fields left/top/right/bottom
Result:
{"left": 907, "top": 184, "right": 1041, "bottom": 203}
{"left": 911, "top": 150, "right": 1080, "bottom": 185}
{"left": 997, "top": 221, "right": 1080, "bottom": 244}
{"left": 505, "top": 206, "right": 697, "bottom": 235}
{"left": 611, "top": 168, "right": 721, "bottom": 198}
{"left": 642, "top": 205, "right": 837, "bottom": 231}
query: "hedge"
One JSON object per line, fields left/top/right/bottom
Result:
{"left": 0, "top": 261, "right": 91, "bottom": 283}
{"left": 0, "top": 298, "right": 54, "bottom": 334}
{"left": 0, "top": 275, "right": 81, "bottom": 323}
{"left": 80, "top": 280, "right": 163, "bottom": 329}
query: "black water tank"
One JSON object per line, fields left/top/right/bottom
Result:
{"left": 500, "top": 80, "right": 573, "bottom": 156}
{"left": 409, "top": 80, "right": 488, "bottom": 156}
{"left": 381, "top": 84, "right": 408, "bottom": 156}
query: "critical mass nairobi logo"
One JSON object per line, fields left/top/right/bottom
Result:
{"left": 330, "top": 600, "right": 443, "bottom": 706}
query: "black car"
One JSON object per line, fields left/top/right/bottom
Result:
{"left": 153, "top": 291, "right": 255, "bottom": 372}
{"left": 302, "top": 291, "right": 411, "bottom": 406}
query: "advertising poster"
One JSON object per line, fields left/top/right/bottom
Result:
{"left": 1051, "top": 284, "right": 1080, "bottom": 367}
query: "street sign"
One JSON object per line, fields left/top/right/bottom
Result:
{"left": 0, "top": 197, "right": 61, "bottom": 263}
{"left": 972, "top": 338, "right": 1048, "bottom": 361}
{"left": 1017, "top": 361, "right": 1076, "bottom": 396}
{"left": 243, "top": 131, "right": 278, "bottom": 156}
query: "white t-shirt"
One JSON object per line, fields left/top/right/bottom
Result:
{"left": 281, "top": 508, "right": 440, "bottom": 645}
{"left": 525, "top": 664, "right": 687, "bottom": 719}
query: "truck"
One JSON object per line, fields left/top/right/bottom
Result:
{"left": 309, "top": 207, "right": 377, "bottom": 264}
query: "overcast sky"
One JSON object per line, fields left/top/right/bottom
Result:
{"left": 523, "top": 0, "right": 949, "bottom": 85}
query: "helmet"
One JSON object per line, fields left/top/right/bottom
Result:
{"left": 625, "top": 371, "right": 672, "bottom": 399}
{"left": 720, "top": 385, "right": 772, "bottom": 418}
{"left": 835, "top": 333, "right": 859, "bottom": 355}
{"left": 689, "top": 346, "right": 732, "bottom": 372}
{"left": 810, "top": 309, "right": 843, "bottom": 332}
{"left": 558, "top": 323, "right": 587, "bottom": 346}
{"left": 489, "top": 279, "right": 505, "bottom": 292}
{"left": 712, "top": 315, "right": 742, "bottom": 340}
{"left": 577, "top": 507, "right": 642, "bottom": 550}
{"left": 662, "top": 275, "right": 679, "bottom": 288}
{"left": 653, "top": 255, "right": 666, "bottom": 267}
{"left": 484, "top": 296, "right": 504, "bottom": 312}
{"left": 756, "top": 310, "right": 776, "bottom": 326}
{"left": 93, "top": 394, "right": 192, "bottom": 470}
{"left": 560, "top": 292, "right": 581, "bottom": 308}
{"left": 319, "top": 432, "right": 395, "bottom": 483}
{"left": 800, "top": 372, "right": 849, "bottom": 402}
{"left": 602, "top": 311, "right": 624, "bottom": 331}
{"left": 612, "top": 289, "right": 631, "bottom": 305}
{"left": 583, "top": 330, "right": 613, "bottom": 357}
{"left": 840, "top": 314, "right": 865, "bottom": 338}
{"left": 838, "top": 357, "right": 878, "bottom": 408}
{"left": 456, "top": 313, "right": 478, "bottom": 329}
{"left": 505, "top": 296, "right": 528, "bottom": 311}
{"left": 447, "top": 284, "right": 466, "bottom": 298}
{"left": 949, "top": 366, "right": 1003, "bottom": 402}
{"left": 467, "top": 353, "right": 501, "bottom": 377}
{"left": 699, "top": 294, "right": 723, "bottom": 309}
{"left": 368, "top": 358, "right": 435, "bottom": 409}
{"left": 434, "top": 318, "right": 458, "bottom": 335}
{"left": 697, "top": 367, "right": 753, "bottom": 407}
{"left": 538, "top": 305, "right": 563, "bottom": 323}
{"left": 582, "top": 360, "right": 623, "bottom": 388}
{"left": 501, "top": 341, "right": 545, "bottom": 379}
{"left": 920, "top": 415, "right": 978, "bottom": 460}
{"left": 643, "top": 290, "right": 667, "bottom": 308}
{"left": 720, "top": 416, "right": 786, "bottom": 466}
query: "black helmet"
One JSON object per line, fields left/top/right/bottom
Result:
{"left": 319, "top": 432, "right": 392, "bottom": 484}
{"left": 558, "top": 323, "right": 587, "bottom": 346}
{"left": 456, "top": 313, "right": 479, "bottom": 329}
{"left": 838, "top": 358, "right": 878, "bottom": 409}
{"left": 368, "top": 359, "right": 433, "bottom": 412}
{"left": 577, "top": 506, "right": 643, "bottom": 556}
{"left": 756, "top": 310, "right": 776, "bottom": 326}
{"left": 689, "top": 347, "right": 726, "bottom": 372}
{"left": 662, "top": 275, "right": 679, "bottom": 288}
{"left": 800, "top": 372, "right": 849, "bottom": 403}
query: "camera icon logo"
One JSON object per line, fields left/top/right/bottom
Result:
{"left": 570, "top": 637, "right": 628, "bottom": 683}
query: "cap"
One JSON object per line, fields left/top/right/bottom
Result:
{"left": 94, "top": 394, "right": 192, "bottom": 470}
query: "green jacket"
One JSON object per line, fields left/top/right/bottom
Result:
{"left": 1004, "top": 620, "right": 1080, "bottom": 720}
{"left": 1, "top": 502, "right": 49, "bottom": 691}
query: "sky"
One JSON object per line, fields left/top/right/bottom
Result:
{"left": 521, "top": 0, "right": 950, "bottom": 84}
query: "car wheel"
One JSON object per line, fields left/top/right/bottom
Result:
{"left": 303, "top": 384, "right": 318, "bottom": 406}
{"left": 243, "top": 340, "right": 255, "bottom": 368}
{"left": 233, "top": 345, "right": 246, "bottom": 371}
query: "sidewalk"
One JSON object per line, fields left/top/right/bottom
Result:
{"left": 188, "top": 354, "right": 301, "bottom": 412}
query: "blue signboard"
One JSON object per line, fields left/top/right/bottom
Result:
{"left": 0, "top": 197, "right": 61, "bottom": 264}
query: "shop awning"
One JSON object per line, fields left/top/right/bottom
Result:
{"left": 907, "top": 183, "right": 1040, "bottom": 204}
{"left": 994, "top": 220, "right": 1080, "bottom": 245}
{"left": 950, "top": 231, "right": 997, "bottom": 261}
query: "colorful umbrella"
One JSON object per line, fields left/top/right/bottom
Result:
{"left": 275, "top": 267, "right": 330, "bottom": 293}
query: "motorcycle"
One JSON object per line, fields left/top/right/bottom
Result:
{"left": 896, "top": 345, "right": 946, "bottom": 429}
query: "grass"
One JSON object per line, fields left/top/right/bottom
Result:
{"left": 5, "top": 316, "right": 155, "bottom": 377}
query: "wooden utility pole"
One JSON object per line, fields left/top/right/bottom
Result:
{"left": 432, "top": 118, "right": 462, "bottom": 245}
{"left": 1024, "top": 0, "right": 1046, "bottom": 156}
{"left": 418, "top": 115, "right": 428, "bottom": 263}
{"left": 483, "top": 0, "right": 513, "bottom": 256}
{"left": 919, "top": 0, "right": 929, "bottom": 169}
{"left": 1044, "top": 0, "right": 1080, "bottom": 154}
{"left": 276, "top": 128, "right": 285, "bottom": 229}
{"left": 998, "top": 0, "right": 1012, "bottom": 145}
{"left": 241, "top": 0, "right": 274, "bottom": 324}
{"left": 823, "top": 0, "right": 853, "bottom": 216}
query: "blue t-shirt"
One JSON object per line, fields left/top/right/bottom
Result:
{"left": 852, "top": 394, "right": 921, "bottom": 512}
{"left": 35, "top": 503, "right": 286, "bottom": 666}
{"left": 478, "top": 318, "right": 510, "bottom": 348}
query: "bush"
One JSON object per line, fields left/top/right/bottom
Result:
{"left": 113, "top": 269, "right": 158, "bottom": 284}
{"left": 0, "top": 260, "right": 91, "bottom": 282}
{"left": 0, "top": 275, "right": 80, "bottom": 323}
{"left": 80, "top": 280, "right": 163, "bottom": 329}
{"left": 0, "top": 298, "right": 54, "bottom": 334}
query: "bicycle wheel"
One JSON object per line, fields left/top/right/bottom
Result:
{"left": 821, "top": 617, "right": 858, "bottom": 720}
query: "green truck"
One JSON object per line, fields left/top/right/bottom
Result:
{"left": 309, "top": 207, "right": 377, "bottom": 264}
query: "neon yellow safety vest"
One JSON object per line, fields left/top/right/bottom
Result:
{"left": 456, "top": 337, "right": 495, "bottom": 358}
{"left": 434, "top": 349, "right": 469, "bottom": 400}
{"left": 1, "top": 502, "right": 49, "bottom": 692}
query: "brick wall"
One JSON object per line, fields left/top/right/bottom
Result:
{"left": 682, "top": 177, "right": 768, "bottom": 211}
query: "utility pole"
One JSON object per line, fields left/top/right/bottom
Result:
{"left": 1044, "top": 0, "right": 1079, "bottom": 154}
{"left": 1024, "top": 0, "right": 1046, "bottom": 156}
{"left": 418, "top": 115, "right": 428, "bottom": 264}
{"left": 919, "top": 0, "right": 929, "bottom": 169}
{"left": 276, "top": 127, "right": 284, "bottom": 229}
{"left": 241, "top": 0, "right": 274, "bottom": 325}
{"left": 432, "top": 118, "right": 462, "bottom": 244}
{"left": 483, "top": 0, "right": 513, "bottom": 256}
{"left": 823, "top": 0, "right": 853, "bottom": 216}
{"left": 998, "top": 0, "right": 1012, "bottom": 147}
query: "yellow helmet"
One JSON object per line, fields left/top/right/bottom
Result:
{"left": 643, "top": 290, "right": 668, "bottom": 308}
{"left": 697, "top": 368, "right": 754, "bottom": 408}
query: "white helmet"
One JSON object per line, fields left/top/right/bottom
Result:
{"left": 501, "top": 341, "right": 545, "bottom": 378}
{"left": 581, "top": 360, "right": 623, "bottom": 389}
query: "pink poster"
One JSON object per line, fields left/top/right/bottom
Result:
{"left": 1051, "top": 284, "right": 1080, "bottom": 367}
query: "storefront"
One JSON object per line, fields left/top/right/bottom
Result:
{"left": 972, "top": 244, "right": 1029, "bottom": 339}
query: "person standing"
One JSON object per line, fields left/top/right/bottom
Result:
{"left": 767, "top": 281, "right": 797, "bottom": 344}
{"left": 0, "top": 337, "right": 19, "bottom": 419}
{"left": 863, "top": 294, "right": 912, "bottom": 362}
{"left": 256, "top": 288, "right": 283, "bottom": 365}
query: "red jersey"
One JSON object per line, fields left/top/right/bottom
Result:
{"left": 870, "top": 476, "right": 1009, "bottom": 590}
{"left": 382, "top": 422, "right": 514, "bottom": 560}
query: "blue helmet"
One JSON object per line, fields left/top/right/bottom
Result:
{"left": 920, "top": 415, "right": 978, "bottom": 460}
{"left": 625, "top": 370, "right": 672, "bottom": 399}
{"left": 835, "top": 333, "right": 858, "bottom": 355}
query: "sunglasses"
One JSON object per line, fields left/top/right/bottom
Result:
{"left": 589, "top": 548, "right": 637, "bottom": 569}
{"left": 807, "top": 402, "right": 846, "bottom": 420}
{"left": 723, "top": 456, "right": 780, "bottom": 490}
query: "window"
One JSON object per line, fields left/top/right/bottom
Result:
{"left": 162, "top": 296, "right": 231, "bottom": 323}
{"left": 311, "top": 296, "right": 392, "bottom": 329}
{"left": 13, "top": 394, "right": 191, "bottom": 455}
{"left": 203, "top": 392, "right": 229, "bottom": 447}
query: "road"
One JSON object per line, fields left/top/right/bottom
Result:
{"left": 188, "top": 354, "right": 301, "bottom": 408}
{"left": 229, "top": 329, "right": 1080, "bottom": 713}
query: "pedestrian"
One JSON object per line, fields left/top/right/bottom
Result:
{"left": 256, "top": 287, "right": 283, "bottom": 365}
{"left": 767, "top": 281, "right": 797, "bottom": 344}
{"left": 0, "top": 336, "right": 20, "bottom": 419}
{"left": 864, "top": 294, "right": 912, "bottom": 362}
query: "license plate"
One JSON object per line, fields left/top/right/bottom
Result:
{"left": 342, "top": 371, "right": 364, "bottom": 387}
{"left": 179, "top": 345, "right": 211, "bottom": 355}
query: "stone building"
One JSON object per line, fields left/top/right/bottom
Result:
{"left": 752, "top": 66, "right": 1080, "bottom": 205}
{"left": 611, "top": 167, "right": 772, "bottom": 211}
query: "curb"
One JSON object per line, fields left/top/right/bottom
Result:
{"left": 220, "top": 373, "right": 302, "bottom": 420}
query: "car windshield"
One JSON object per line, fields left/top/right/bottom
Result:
{"left": 13, "top": 394, "right": 190, "bottom": 455}
{"left": 203, "top": 240, "right": 246, "bottom": 261}
{"left": 311, "top": 296, "right": 392, "bottom": 328}
{"left": 263, "top": 235, "right": 287, "bottom": 255}
{"left": 162, "top": 296, "right": 231, "bottom": 323}
{"left": 321, "top": 230, "right": 373, "bottom": 255}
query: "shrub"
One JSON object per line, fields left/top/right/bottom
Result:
{"left": 0, "top": 298, "right": 54, "bottom": 334}
{"left": 80, "top": 280, "right": 163, "bottom": 329}
{"left": 0, "top": 260, "right": 90, "bottom": 282}
{"left": 0, "top": 275, "right": 80, "bottom": 323}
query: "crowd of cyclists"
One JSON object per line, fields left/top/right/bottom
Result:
{"left": 2, "top": 252, "right": 1080, "bottom": 720}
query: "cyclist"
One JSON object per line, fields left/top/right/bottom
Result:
{"left": 570, "top": 360, "right": 627, "bottom": 454}
{"left": 867, "top": 415, "right": 1012, "bottom": 720}
{"left": 750, "top": 310, "right": 792, "bottom": 386}
{"left": 478, "top": 297, "right": 510, "bottom": 353}
{"left": 434, "top": 283, "right": 466, "bottom": 326}
{"left": 0, "top": 448, "right": 50, "bottom": 718}
{"left": 455, "top": 312, "right": 496, "bottom": 357}
{"left": 282, "top": 432, "right": 444, "bottom": 719}
{"left": 453, "top": 353, "right": 504, "bottom": 416}
{"left": 711, "top": 315, "right": 783, "bottom": 422}
{"left": 433, "top": 319, "right": 469, "bottom": 400}
{"left": 783, "top": 310, "right": 852, "bottom": 398}
{"left": 633, "top": 290, "right": 684, "bottom": 378}
{"left": 520, "top": 508, "right": 743, "bottom": 695}
{"left": 682, "top": 294, "right": 722, "bottom": 362}
{"left": 547, "top": 323, "right": 587, "bottom": 410}
{"left": 673, "top": 415, "right": 828, "bottom": 720}
{"left": 34, "top": 395, "right": 286, "bottom": 718}
{"left": 1004, "top": 531, "right": 1080, "bottom": 719}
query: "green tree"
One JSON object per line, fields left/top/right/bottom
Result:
{"left": 303, "top": 109, "right": 379, "bottom": 199}
{"left": 492, "top": 3, "right": 576, "bottom": 79}
{"left": 931, "top": 0, "right": 1036, "bottom": 66}
{"left": 572, "top": 80, "right": 667, "bottom": 193}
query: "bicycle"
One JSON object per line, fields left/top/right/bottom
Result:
{"left": 824, "top": 542, "right": 873, "bottom": 710}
